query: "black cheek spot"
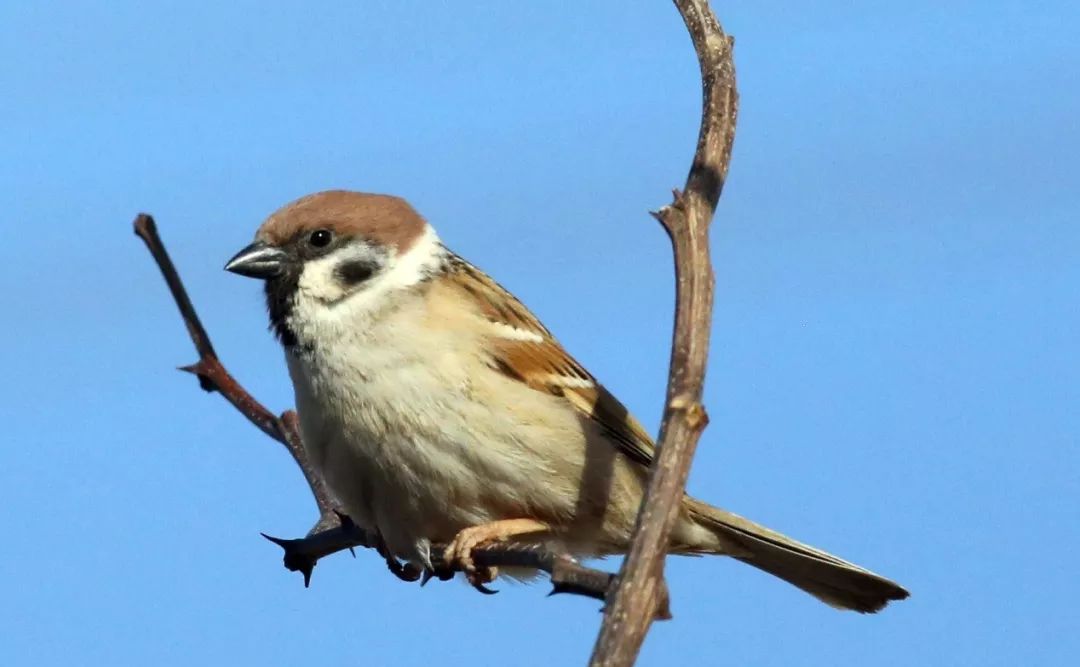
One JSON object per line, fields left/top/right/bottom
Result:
{"left": 336, "top": 259, "right": 378, "bottom": 286}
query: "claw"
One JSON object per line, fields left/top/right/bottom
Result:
{"left": 383, "top": 554, "right": 423, "bottom": 582}
{"left": 470, "top": 578, "right": 499, "bottom": 595}
{"left": 441, "top": 519, "right": 548, "bottom": 595}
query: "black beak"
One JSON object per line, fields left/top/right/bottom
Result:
{"left": 224, "top": 241, "right": 287, "bottom": 279}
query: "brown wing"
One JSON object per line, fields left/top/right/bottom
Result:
{"left": 444, "top": 254, "right": 656, "bottom": 467}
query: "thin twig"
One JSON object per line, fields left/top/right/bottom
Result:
{"left": 260, "top": 514, "right": 616, "bottom": 599}
{"left": 134, "top": 213, "right": 334, "bottom": 519}
{"left": 134, "top": 213, "right": 618, "bottom": 601}
{"left": 590, "top": 1, "right": 737, "bottom": 665}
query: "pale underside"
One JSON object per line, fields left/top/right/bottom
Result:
{"left": 246, "top": 188, "right": 908, "bottom": 612}
{"left": 283, "top": 228, "right": 719, "bottom": 568}
{"left": 269, "top": 220, "right": 908, "bottom": 612}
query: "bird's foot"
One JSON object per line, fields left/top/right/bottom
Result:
{"left": 442, "top": 519, "right": 550, "bottom": 594}
{"left": 443, "top": 525, "right": 501, "bottom": 591}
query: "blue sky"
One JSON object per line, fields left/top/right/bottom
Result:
{"left": 1, "top": 1, "right": 1077, "bottom": 665}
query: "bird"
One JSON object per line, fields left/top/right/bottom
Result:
{"left": 225, "top": 189, "right": 909, "bottom": 613}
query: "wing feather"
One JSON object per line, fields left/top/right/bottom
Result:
{"left": 444, "top": 254, "right": 656, "bottom": 467}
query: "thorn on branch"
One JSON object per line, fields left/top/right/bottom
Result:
{"left": 261, "top": 532, "right": 317, "bottom": 588}
{"left": 178, "top": 362, "right": 217, "bottom": 392}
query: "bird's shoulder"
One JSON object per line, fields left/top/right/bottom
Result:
{"left": 429, "top": 252, "right": 656, "bottom": 467}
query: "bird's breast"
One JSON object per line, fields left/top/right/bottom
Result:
{"left": 281, "top": 301, "right": 620, "bottom": 560}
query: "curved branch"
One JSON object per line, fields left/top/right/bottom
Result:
{"left": 134, "top": 213, "right": 619, "bottom": 602}
{"left": 590, "top": 1, "right": 737, "bottom": 664}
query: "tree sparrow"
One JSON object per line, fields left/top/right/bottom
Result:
{"left": 225, "top": 190, "right": 908, "bottom": 612}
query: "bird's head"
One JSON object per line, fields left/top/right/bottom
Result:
{"left": 225, "top": 190, "right": 442, "bottom": 345}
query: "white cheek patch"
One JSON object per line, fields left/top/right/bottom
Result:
{"left": 295, "top": 246, "right": 374, "bottom": 304}
{"left": 335, "top": 224, "right": 443, "bottom": 314}
{"left": 293, "top": 225, "right": 444, "bottom": 326}
{"left": 379, "top": 225, "right": 442, "bottom": 291}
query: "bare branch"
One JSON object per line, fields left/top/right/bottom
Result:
{"left": 260, "top": 514, "right": 617, "bottom": 600}
{"left": 134, "top": 213, "right": 335, "bottom": 522}
{"left": 590, "top": 1, "right": 737, "bottom": 664}
{"left": 134, "top": 213, "right": 620, "bottom": 603}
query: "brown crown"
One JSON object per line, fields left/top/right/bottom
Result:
{"left": 258, "top": 190, "right": 426, "bottom": 253}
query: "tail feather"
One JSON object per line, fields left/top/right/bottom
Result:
{"left": 686, "top": 499, "right": 909, "bottom": 613}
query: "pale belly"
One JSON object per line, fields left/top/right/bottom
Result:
{"left": 288, "top": 344, "right": 638, "bottom": 566}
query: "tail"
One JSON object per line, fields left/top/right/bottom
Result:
{"left": 685, "top": 499, "right": 909, "bottom": 613}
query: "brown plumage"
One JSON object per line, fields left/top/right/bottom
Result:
{"left": 258, "top": 190, "right": 425, "bottom": 253}
{"left": 227, "top": 190, "right": 910, "bottom": 613}
{"left": 440, "top": 252, "right": 909, "bottom": 612}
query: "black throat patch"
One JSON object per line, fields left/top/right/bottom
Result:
{"left": 264, "top": 267, "right": 301, "bottom": 348}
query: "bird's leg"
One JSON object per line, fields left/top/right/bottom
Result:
{"left": 443, "top": 519, "right": 550, "bottom": 587}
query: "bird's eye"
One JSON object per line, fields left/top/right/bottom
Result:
{"left": 308, "top": 229, "right": 333, "bottom": 248}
